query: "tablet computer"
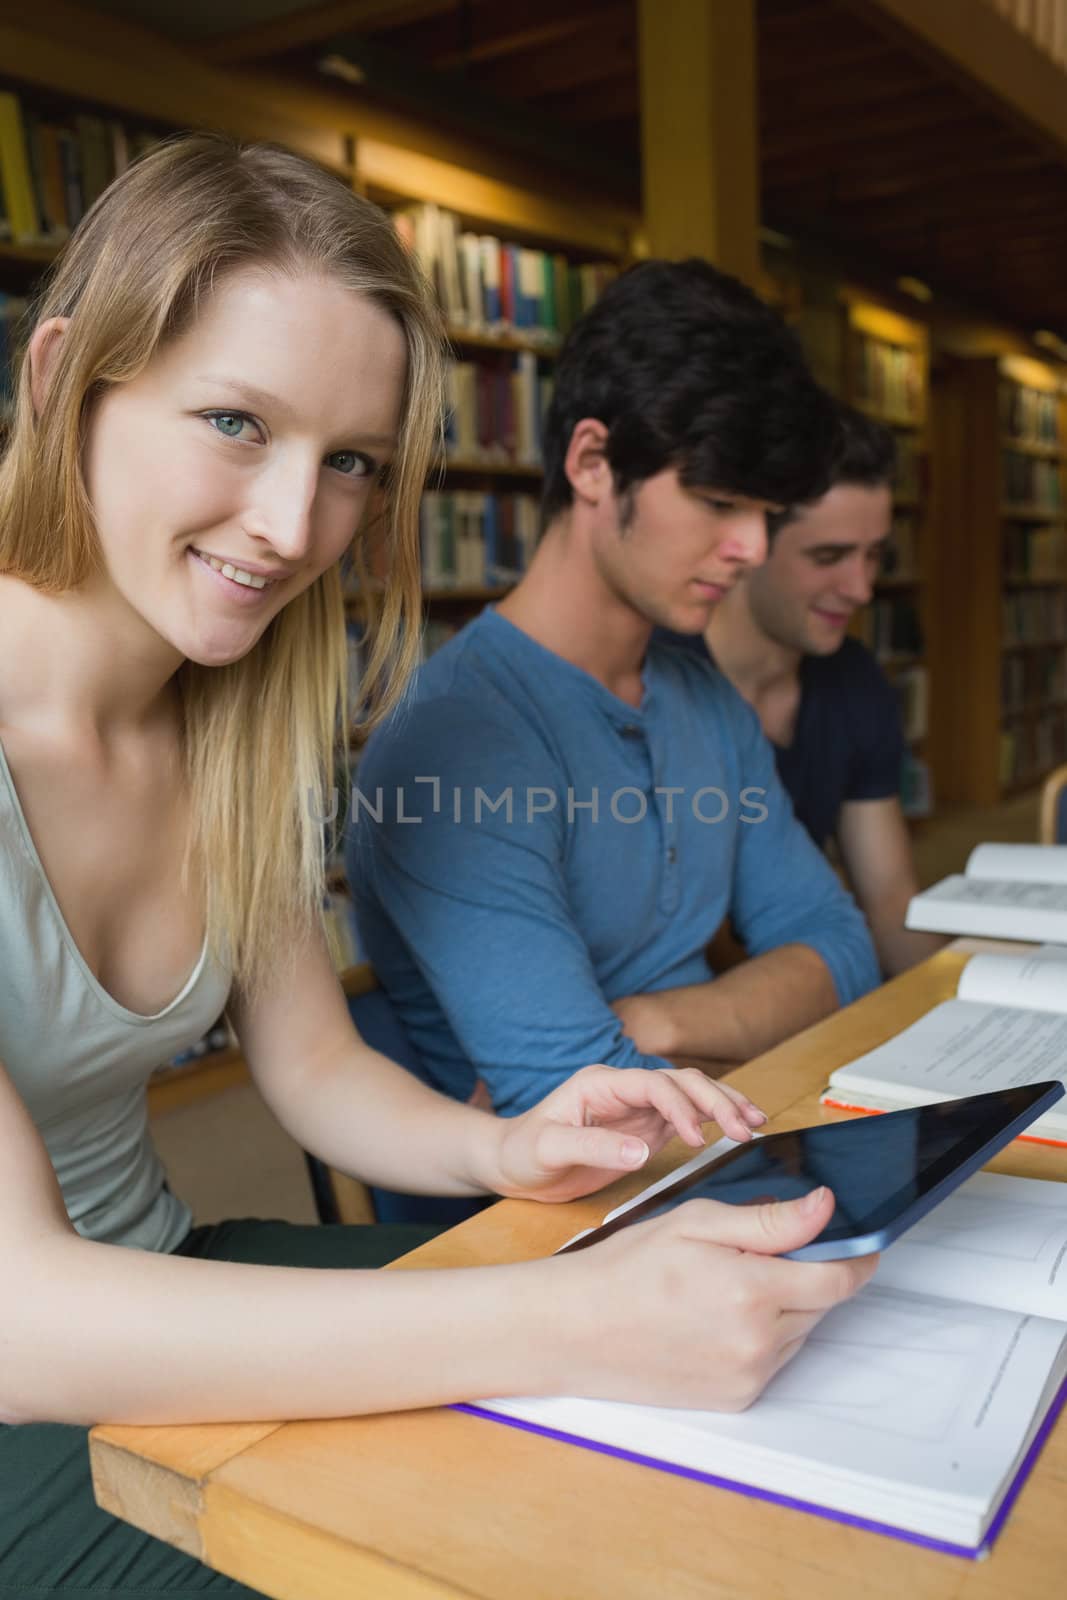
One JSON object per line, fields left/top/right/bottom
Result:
{"left": 556, "top": 1082, "right": 1065, "bottom": 1261}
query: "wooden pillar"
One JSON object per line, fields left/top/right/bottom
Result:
{"left": 637, "top": 0, "right": 760, "bottom": 284}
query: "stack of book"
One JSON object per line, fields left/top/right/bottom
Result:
{"left": 420, "top": 491, "right": 539, "bottom": 589}
{"left": 0, "top": 289, "right": 29, "bottom": 420}
{"left": 892, "top": 664, "right": 928, "bottom": 741}
{"left": 852, "top": 333, "right": 923, "bottom": 421}
{"left": 855, "top": 594, "right": 924, "bottom": 660}
{"left": 882, "top": 511, "right": 919, "bottom": 578}
{"left": 1000, "top": 381, "right": 1060, "bottom": 448}
{"left": 0, "top": 88, "right": 160, "bottom": 244}
{"left": 893, "top": 432, "right": 923, "bottom": 499}
{"left": 1003, "top": 522, "right": 1067, "bottom": 581}
{"left": 445, "top": 353, "right": 552, "bottom": 466}
{"left": 392, "top": 202, "right": 616, "bottom": 344}
{"left": 1003, "top": 452, "right": 1062, "bottom": 512}
{"left": 1002, "top": 588, "right": 1067, "bottom": 647}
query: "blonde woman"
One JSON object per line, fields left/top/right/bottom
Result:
{"left": 0, "top": 134, "right": 873, "bottom": 1597}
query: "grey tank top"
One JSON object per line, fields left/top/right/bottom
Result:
{"left": 0, "top": 738, "right": 232, "bottom": 1252}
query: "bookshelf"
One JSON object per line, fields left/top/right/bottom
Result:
{"left": 842, "top": 295, "right": 933, "bottom": 817}
{"left": 998, "top": 356, "right": 1067, "bottom": 794}
{"left": 929, "top": 351, "right": 1067, "bottom": 805}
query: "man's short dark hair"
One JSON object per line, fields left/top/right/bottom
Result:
{"left": 541, "top": 258, "right": 838, "bottom": 526}
{"left": 827, "top": 402, "right": 896, "bottom": 489}
{"left": 766, "top": 402, "right": 896, "bottom": 538}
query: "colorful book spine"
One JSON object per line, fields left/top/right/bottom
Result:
{"left": 0, "top": 92, "right": 40, "bottom": 243}
{"left": 391, "top": 203, "right": 616, "bottom": 344}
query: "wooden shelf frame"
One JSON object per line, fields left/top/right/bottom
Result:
{"left": 1001, "top": 435, "right": 1063, "bottom": 461}
{"left": 447, "top": 326, "right": 561, "bottom": 357}
{"left": 356, "top": 138, "right": 636, "bottom": 261}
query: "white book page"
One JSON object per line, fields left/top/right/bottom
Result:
{"left": 480, "top": 1288, "right": 1067, "bottom": 1543}
{"left": 879, "top": 1172, "right": 1067, "bottom": 1319}
{"left": 906, "top": 877, "right": 1067, "bottom": 940}
{"left": 827, "top": 998, "right": 1067, "bottom": 1124}
{"left": 913, "top": 876, "right": 1067, "bottom": 917}
{"left": 958, "top": 946, "right": 1067, "bottom": 1014}
{"left": 967, "top": 843, "right": 1067, "bottom": 884}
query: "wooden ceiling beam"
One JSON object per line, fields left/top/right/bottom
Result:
{"left": 839, "top": 0, "right": 1067, "bottom": 169}
{"left": 472, "top": 13, "right": 634, "bottom": 98}
{"left": 763, "top": 63, "right": 928, "bottom": 117}
{"left": 767, "top": 184, "right": 1067, "bottom": 242}
{"left": 763, "top": 126, "right": 1032, "bottom": 182}
{"left": 837, "top": 203, "right": 1067, "bottom": 244}
{"left": 370, "top": 0, "right": 612, "bottom": 65}
{"left": 534, "top": 75, "right": 639, "bottom": 126}
{"left": 198, "top": 0, "right": 455, "bottom": 67}
{"left": 851, "top": 179, "right": 1067, "bottom": 226}
{"left": 431, "top": 0, "right": 628, "bottom": 70}
{"left": 820, "top": 151, "right": 1048, "bottom": 205}
{"left": 759, "top": 37, "right": 888, "bottom": 85}
{"left": 758, "top": 0, "right": 873, "bottom": 47}
{"left": 436, "top": 15, "right": 613, "bottom": 70}
{"left": 762, "top": 102, "right": 985, "bottom": 164}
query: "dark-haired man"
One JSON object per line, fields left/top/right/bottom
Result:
{"left": 349, "top": 260, "right": 879, "bottom": 1115}
{"left": 699, "top": 404, "right": 945, "bottom": 976}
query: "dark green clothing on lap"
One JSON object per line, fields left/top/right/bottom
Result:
{"left": 0, "top": 1218, "right": 441, "bottom": 1599}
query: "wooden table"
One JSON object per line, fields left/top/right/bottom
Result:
{"left": 90, "top": 949, "right": 1067, "bottom": 1600}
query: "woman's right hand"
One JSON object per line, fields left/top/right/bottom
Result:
{"left": 549, "top": 1186, "right": 878, "bottom": 1413}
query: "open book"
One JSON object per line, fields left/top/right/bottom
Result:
{"left": 461, "top": 1170, "right": 1067, "bottom": 1557}
{"left": 821, "top": 945, "right": 1067, "bottom": 1145}
{"left": 906, "top": 843, "right": 1067, "bottom": 940}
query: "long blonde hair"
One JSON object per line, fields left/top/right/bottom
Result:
{"left": 0, "top": 132, "right": 444, "bottom": 992}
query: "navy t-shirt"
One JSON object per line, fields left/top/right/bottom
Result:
{"left": 656, "top": 633, "right": 905, "bottom": 850}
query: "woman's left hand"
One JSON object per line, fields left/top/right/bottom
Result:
{"left": 490, "top": 1064, "right": 767, "bottom": 1204}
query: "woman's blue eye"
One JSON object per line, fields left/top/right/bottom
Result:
{"left": 328, "top": 451, "right": 371, "bottom": 478}
{"left": 204, "top": 412, "right": 373, "bottom": 478}
{"left": 205, "top": 411, "right": 257, "bottom": 441}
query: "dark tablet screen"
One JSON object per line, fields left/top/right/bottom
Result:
{"left": 557, "top": 1082, "right": 1064, "bottom": 1256}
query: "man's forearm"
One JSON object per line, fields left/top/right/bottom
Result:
{"left": 613, "top": 944, "right": 838, "bottom": 1064}
{"left": 870, "top": 917, "right": 948, "bottom": 979}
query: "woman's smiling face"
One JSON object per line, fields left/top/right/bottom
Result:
{"left": 80, "top": 266, "right": 408, "bottom": 666}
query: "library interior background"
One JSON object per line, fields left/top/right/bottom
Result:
{"left": 2, "top": 0, "right": 1067, "bottom": 1218}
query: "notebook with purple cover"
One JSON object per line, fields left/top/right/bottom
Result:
{"left": 460, "top": 1170, "right": 1067, "bottom": 1557}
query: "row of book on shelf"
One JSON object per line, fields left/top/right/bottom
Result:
{"left": 0, "top": 290, "right": 28, "bottom": 417}
{"left": 445, "top": 353, "right": 552, "bottom": 467}
{"left": 890, "top": 433, "right": 923, "bottom": 500}
{"left": 999, "top": 380, "right": 1061, "bottom": 448}
{"left": 881, "top": 510, "right": 920, "bottom": 578}
{"left": 1002, "top": 646, "right": 1067, "bottom": 716}
{"left": 1000, "top": 711, "right": 1067, "bottom": 787}
{"left": 394, "top": 201, "right": 617, "bottom": 347}
{"left": 891, "top": 664, "right": 927, "bottom": 742}
{"left": 851, "top": 332, "right": 924, "bottom": 422}
{"left": 1003, "top": 522, "right": 1067, "bottom": 581}
{"left": 419, "top": 490, "right": 539, "bottom": 591}
{"left": 1003, "top": 587, "right": 1067, "bottom": 647}
{"left": 853, "top": 593, "right": 923, "bottom": 661}
{"left": 1003, "top": 452, "right": 1063, "bottom": 511}
{"left": 0, "top": 88, "right": 161, "bottom": 244}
